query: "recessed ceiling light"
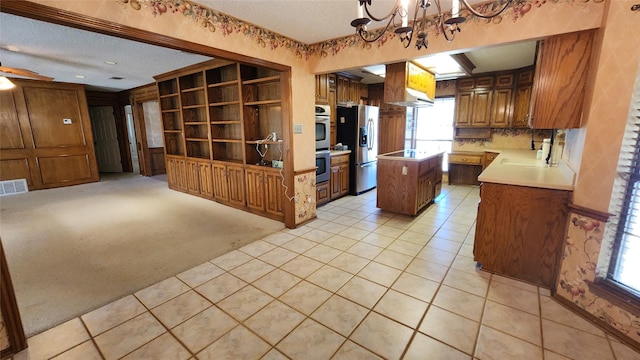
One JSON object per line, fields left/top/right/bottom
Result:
{"left": 75, "top": 75, "right": 86, "bottom": 79}
{"left": 104, "top": 61, "right": 117, "bottom": 65}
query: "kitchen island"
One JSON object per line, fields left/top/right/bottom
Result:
{"left": 474, "top": 149, "right": 575, "bottom": 289}
{"left": 377, "top": 150, "right": 444, "bottom": 216}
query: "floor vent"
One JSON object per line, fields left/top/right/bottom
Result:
{"left": 0, "top": 179, "right": 29, "bottom": 196}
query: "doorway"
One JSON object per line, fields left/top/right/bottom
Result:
{"left": 124, "top": 105, "right": 140, "bottom": 174}
{"left": 89, "top": 106, "right": 123, "bottom": 173}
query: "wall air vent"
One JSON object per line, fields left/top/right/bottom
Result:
{"left": 0, "top": 179, "right": 28, "bottom": 196}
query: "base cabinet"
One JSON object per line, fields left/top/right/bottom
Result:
{"left": 166, "top": 156, "right": 188, "bottom": 192}
{"left": 212, "top": 162, "right": 245, "bottom": 207}
{"left": 474, "top": 182, "right": 570, "bottom": 288}
{"left": 185, "top": 160, "right": 213, "bottom": 198}
{"left": 330, "top": 154, "right": 350, "bottom": 200}
{"left": 246, "top": 166, "right": 283, "bottom": 217}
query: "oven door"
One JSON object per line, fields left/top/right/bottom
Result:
{"left": 315, "top": 116, "right": 330, "bottom": 150}
{"left": 315, "top": 150, "right": 331, "bottom": 183}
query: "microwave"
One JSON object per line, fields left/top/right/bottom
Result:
{"left": 315, "top": 104, "right": 331, "bottom": 150}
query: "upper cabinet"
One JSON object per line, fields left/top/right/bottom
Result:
{"left": 512, "top": 68, "right": 534, "bottom": 128}
{"left": 530, "top": 30, "right": 595, "bottom": 129}
{"left": 335, "top": 73, "right": 362, "bottom": 105}
{"left": 455, "top": 76, "right": 494, "bottom": 128}
{"left": 315, "top": 73, "right": 330, "bottom": 105}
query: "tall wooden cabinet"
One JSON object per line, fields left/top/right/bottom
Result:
{"left": 156, "top": 59, "right": 289, "bottom": 223}
{"left": 530, "top": 30, "right": 595, "bottom": 129}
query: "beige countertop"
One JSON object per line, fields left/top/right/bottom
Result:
{"left": 478, "top": 149, "right": 575, "bottom": 191}
{"left": 330, "top": 150, "right": 351, "bottom": 156}
{"left": 378, "top": 149, "right": 444, "bottom": 162}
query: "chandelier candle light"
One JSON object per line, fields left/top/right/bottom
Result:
{"left": 351, "top": 0, "right": 513, "bottom": 50}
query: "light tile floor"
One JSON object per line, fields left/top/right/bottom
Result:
{"left": 13, "top": 185, "right": 640, "bottom": 360}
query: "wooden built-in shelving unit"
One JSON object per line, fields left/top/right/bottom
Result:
{"left": 155, "top": 59, "right": 289, "bottom": 223}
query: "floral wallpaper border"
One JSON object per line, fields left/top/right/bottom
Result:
{"left": 118, "top": 0, "right": 603, "bottom": 59}
{"left": 557, "top": 211, "right": 640, "bottom": 344}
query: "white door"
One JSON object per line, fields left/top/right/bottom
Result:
{"left": 90, "top": 106, "right": 122, "bottom": 172}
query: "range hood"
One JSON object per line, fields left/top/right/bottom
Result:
{"left": 384, "top": 61, "right": 435, "bottom": 107}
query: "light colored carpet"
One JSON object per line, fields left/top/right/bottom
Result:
{"left": 0, "top": 173, "right": 284, "bottom": 337}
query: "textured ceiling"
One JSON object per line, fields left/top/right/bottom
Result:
{"left": 0, "top": 1, "right": 535, "bottom": 91}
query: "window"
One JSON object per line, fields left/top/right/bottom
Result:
{"left": 406, "top": 97, "right": 455, "bottom": 171}
{"left": 601, "top": 71, "right": 640, "bottom": 298}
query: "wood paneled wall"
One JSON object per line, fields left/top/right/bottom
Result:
{"left": 0, "top": 79, "right": 99, "bottom": 190}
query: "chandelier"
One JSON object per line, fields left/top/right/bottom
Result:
{"left": 351, "top": 0, "right": 513, "bottom": 50}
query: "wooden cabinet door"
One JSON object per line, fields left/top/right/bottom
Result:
{"left": 316, "top": 181, "right": 330, "bottom": 206}
{"left": 349, "top": 79, "right": 361, "bottom": 103}
{"left": 455, "top": 91, "right": 473, "bottom": 127}
{"left": 367, "top": 84, "right": 383, "bottom": 107}
{"left": 175, "top": 158, "right": 188, "bottom": 191}
{"left": 339, "top": 164, "right": 349, "bottom": 197}
{"left": 416, "top": 172, "right": 434, "bottom": 212}
{"left": 315, "top": 74, "right": 329, "bottom": 104}
{"left": 166, "top": 157, "right": 179, "bottom": 190}
{"left": 336, "top": 76, "right": 349, "bottom": 104}
{"left": 490, "top": 88, "right": 512, "bottom": 128}
{"left": 330, "top": 165, "right": 341, "bottom": 199}
{"left": 329, "top": 88, "right": 337, "bottom": 147}
{"left": 471, "top": 89, "right": 492, "bottom": 127}
{"left": 198, "top": 161, "right": 214, "bottom": 198}
{"left": 212, "top": 162, "right": 229, "bottom": 201}
{"left": 512, "top": 84, "right": 532, "bottom": 128}
{"left": 186, "top": 160, "right": 200, "bottom": 194}
{"left": 531, "top": 30, "right": 594, "bottom": 129}
{"left": 245, "top": 167, "right": 265, "bottom": 211}
{"left": 264, "top": 169, "right": 283, "bottom": 216}
{"left": 378, "top": 110, "right": 406, "bottom": 155}
{"left": 227, "top": 163, "right": 246, "bottom": 206}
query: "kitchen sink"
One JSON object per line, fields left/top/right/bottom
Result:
{"left": 500, "top": 158, "right": 548, "bottom": 168}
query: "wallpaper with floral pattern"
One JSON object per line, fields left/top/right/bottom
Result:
{"left": 294, "top": 171, "right": 316, "bottom": 225}
{"left": 557, "top": 212, "right": 640, "bottom": 344}
{"left": 119, "top": 0, "right": 603, "bottom": 59}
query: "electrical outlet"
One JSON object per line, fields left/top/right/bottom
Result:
{"left": 293, "top": 124, "right": 303, "bottom": 134}
{"left": 63, "top": 118, "right": 72, "bottom": 124}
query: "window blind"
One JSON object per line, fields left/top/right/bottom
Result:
{"left": 602, "top": 66, "right": 640, "bottom": 295}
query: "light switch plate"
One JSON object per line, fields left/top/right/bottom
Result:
{"left": 293, "top": 124, "right": 303, "bottom": 134}
{"left": 63, "top": 118, "right": 72, "bottom": 124}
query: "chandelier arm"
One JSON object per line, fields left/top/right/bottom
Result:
{"left": 359, "top": 15, "right": 397, "bottom": 42}
{"left": 440, "top": 16, "right": 456, "bottom": 42}
{"left": 363, "top": 2, "right": 401, "bottom": 23}
{"left": 459, "top": 0, "right": 513, "bottom": 19}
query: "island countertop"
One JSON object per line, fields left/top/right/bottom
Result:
{"left": 378, "top": 149, "right": 445, "bottom": 162}
{"left": 478, "top": 149, "right": 575, "bottom": 191}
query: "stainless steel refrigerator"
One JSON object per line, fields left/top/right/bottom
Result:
{"left": 337, "top": 105, "right": 379, "bottom": 195}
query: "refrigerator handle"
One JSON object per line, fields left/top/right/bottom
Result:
{"left": 367, "top": 118, "right": 374, "bottom": 151}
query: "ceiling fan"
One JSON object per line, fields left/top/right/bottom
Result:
{"left": 0, "top": 62, "right": 53, "bottom": 81}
